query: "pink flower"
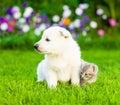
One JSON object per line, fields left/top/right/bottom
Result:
{"left": 97, "top": 29, "right": 105, "bottom": 36}
{"left": 8, "top": 26, "right": 13, "bottom": 32}
{"left": 109, "top": 18, "right": 116, "bottom": 26}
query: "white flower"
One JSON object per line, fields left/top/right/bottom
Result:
{"left": 79, "top": 3, "right": 89, "bottom": 9}
{"left": 52, "top": 15, "right": 60, "bottom": 22}
{"left": 96, "top": 8, "right": 104, "bottom": 15}
{"left": 102, "top": 14, "right": 107, "bottom": 20}
{"left": 38, "top": 24, "right": 47, "bottom": 31}
{"left": 69, "top": 22, "right": 74, "bottom": 29}
{"left": 82, "top": 31, "right": 87, "bottom": 36}
{"left": 63, "top": 5, "right": 69, "bottom": 10}
{"left": 62, "top": 9, "right": 71, "bottom": 18}
{"left": 12, "top": 6, "right": 20, "bottom": 13}
{"left": 22, "top": 24, "right": 30, "bottom": 32}
{"left": 90, "top": 21, "right": 97, "bottom": 29}
{"left": 13, "top": 12, "right": 21, "bottom": 19}
{"left": 75, "top": 8, "right": 83, "bottom": 16}
{"left": 74, "top": 19, "right": 81, "bottom": 28}
{"left": 34, "top": 29, "right": 41, "bottom": 36}
{"left": 0, "top": 23, "right": 8, "bottom": 31}
{"left": 23, "top": 7, "right": 33, "bottom": 17}
{"left": 18, "top": 18, "right": 26, "bottom": 24}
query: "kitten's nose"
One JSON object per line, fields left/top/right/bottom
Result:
{"left": 34, "top": 44, "right": 39, "bottom": 49}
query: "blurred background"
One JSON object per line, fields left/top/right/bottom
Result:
{"left": 0, "top": 0, "right": 120, "bottom": 50}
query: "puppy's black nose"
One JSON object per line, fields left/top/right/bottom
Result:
{"left": 34, "top": 44, "right": 39, "bottom": 49}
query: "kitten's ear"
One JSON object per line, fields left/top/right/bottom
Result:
{"left": 59, "top": 31, "right": 69, "bottom": 39}
{"left": 92, "top": 64, "right": 98, "bottom": 73}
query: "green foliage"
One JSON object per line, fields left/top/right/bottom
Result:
{"left": 1, "top": 31, "right": 120, "bottom": 50}
{"left": 0, "top": 50, "right": 120, "bottom": 105}
{"left": 0, "top": 31, "right": 40, "bottom": 49}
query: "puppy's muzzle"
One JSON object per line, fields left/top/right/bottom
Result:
{"left": 34, "top": 44, "right": 39, "bottom": 50}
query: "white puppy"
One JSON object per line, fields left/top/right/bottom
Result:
{"left": 34, "top": 26, "right": 81, "bottom": 88}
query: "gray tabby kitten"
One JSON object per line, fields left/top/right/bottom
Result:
{"left": 80, "top": 60, "right": 98, "bottom": 86}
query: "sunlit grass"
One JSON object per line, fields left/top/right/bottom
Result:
{"left": 0, "top": 49, "right": 120, "bottom": 105}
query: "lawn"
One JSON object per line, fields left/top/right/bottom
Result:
{"left": 0, "top": 49, "right": 120, "bottom": 105}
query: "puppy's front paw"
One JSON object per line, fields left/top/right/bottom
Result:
{"left": 47, "top": 81, "right": 57, "bottom": 89}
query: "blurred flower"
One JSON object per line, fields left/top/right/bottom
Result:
{"left": 39, "top": 23, "right": 47, "bottom": 31}
{"left": 25, "top": 17, "right": 31, "bottom": 23}
{"left": 79, "top": 3, "right": 89, "bottom": 9}
{"left": 90, "top": 21, "right": 97, "bottom": 28}
{"left": 73, "top": 19, "right": 81, "bottom": 28}
{"left": 82, "top": 31, "right": 87, "bottom": 36}
{"left": 13, "top": 11, "right": 21, "bottom": 19}
{"left": 12, "top": 6, "right": 20, "bottom": 13}
{"left": 96, "top": 8, "right": 104, "bottom": 15}
{"left": 8, "top": 26, "right": 13, "bottom": 32}
{"left": 18, "top": 18, "right": 26, "bottom": 24}
{"left": 22, "top": 24, "right": 30, "bottom": 32}
{"left": 36, "top": 17, "right": 41, "bottom": 23}
{"left": 59, "top": 22, "right": 66, "bottom": 28}
{"left": 102, "top": 15, "right": 107, "bottom": 20}
{"left": 62, "top": 18, "right": 71, "bottom": 25}
{"left": 80, "top": 21, "right": 84, "bottom": 28}
{"left": 75, "top": 7, "right": 83, "bottom": 16}
{"left": 34, "top": 28, "right": 41, "bottom": 36}
{"left": 0, "top": 23, "right": 8, "bottom": 31}
{"left": 33, "top": 14, "right": 41, "bottom": 23}
{"left": 74, "top": 32, "right": 79, "bottom": 37}
{"left": 45, "top": 22, "right": 51, "bottom": 27}
{"left": 23, "top": 7, "right": 33, "bottom": 17}
{"left": 62, "top": 8, "right": 71, "bottom": 18}
{"left": 19, "top": 30, "right": 23, "bottom": 34}
{"left": 6, "top": 8, "right": 13, "bottom": 16}
{"left": 0, "top": 2, "right": 108, "bottom": 37}
{"left": 97, "top": 29, "right": 104, "bottom": 36}
{"left": 68, "top": 22, "right": 75, "bottom": 31}
{"left": 109, "top": 18, "right": 116, "bottom": 26}
{"left": 9, "top": 19, "right": 16, "bottom": 27}
{"left": 34, "top": 23, "right": 47, "bottom": 35}
{"left": 63, "top": 5, "right": 69, "bottom": 10}
{"left": 41, "top": 15, "right": 48, "bottom": 21}
{"left": 22, "top": 2, "right": 28, "bottom": 8}
{"left": 52, "top": 15, "right": 60, "bottom": 22}
{"left": 83, "top": 16, "right": 89, "bottom": 23}
{"left": 0, "top": 17, "right": 8, "bottom": 23}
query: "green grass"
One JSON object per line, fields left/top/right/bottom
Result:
{"left": 0, "top": 49, "right": 120, "bottom": 105}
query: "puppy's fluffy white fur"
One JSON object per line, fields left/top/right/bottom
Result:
{"left": 35, "top": 26, "right": 81, "bottom": 88}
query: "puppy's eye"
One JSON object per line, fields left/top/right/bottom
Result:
{"left": 45, "top": 38, "right": 50, "bottom": 42}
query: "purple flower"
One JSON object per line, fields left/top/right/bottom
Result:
{"left": 45, "top": 22, "right": 51, "bottom": 27}
{"left": 68, "top": 26, "right": 75, "bottom": 32}
{"left": 41, "top": 15, "right": 48, "bottom": 21}
{"left": 6, "top": 8, "right": 13, "bottom": 16}
{"left": 83, "top": 16, "right": 89, "bottom": 23}
{"left": 19, "top": 30, "right": 23, "bottom": 34}
{"left": 0, "top": 17, "right": 8, "bottom": 23}
{"left": 22, "top": 2, "right": 28, "bottom": 8}
{"left": 36, "top": 16, "right": 41, "bottom": 23}
{"left": 25, "top": 17, "right": 31, "bottom": 23}
{"left": 34, "top": 23, "right": 40, "bottom": 28}
{"left": 80, "top": 21, "right": 84, "bottom": 28}
{"left": 73, "top": 32, "right": 79, "bottom": 37}
{"left": 8, "top": 26, "right": 13, "bottom": 32}
{"left": 59, "top": 23, "right": 66, "bottom": 28}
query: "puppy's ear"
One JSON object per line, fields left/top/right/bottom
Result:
{"left": 59, "top": 31, "right": 69, "bottom": 39}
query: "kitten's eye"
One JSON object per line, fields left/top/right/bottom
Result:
{"left": 85, "top": 73, "right": 87, "bottom": 75}
{"left": 45, "top": 38, "right": 50, "bottom": 42}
